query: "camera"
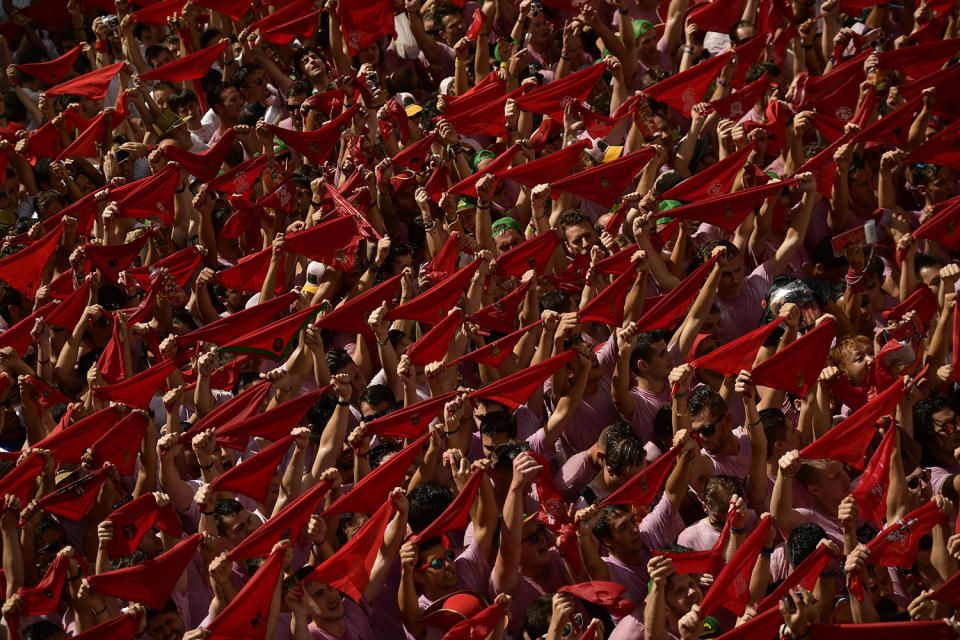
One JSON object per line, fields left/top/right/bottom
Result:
{"left": 102, "top": 14, "right": 120, "bottom": 31}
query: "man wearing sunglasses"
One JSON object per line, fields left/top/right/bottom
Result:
{"left": 914, "top": 396, "right": 960, "bottom": 504}
{"left": 672, "top": 368, "right": 762, "bottom": 494}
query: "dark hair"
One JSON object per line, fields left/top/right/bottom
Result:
{"left": 168, "top": 87, "right": 199, "bottom": 113}
{"left": 0, "top": 282, "right": 23, "bottom": 323}
{"left": 358, "top": 384, "right": 395, "bottom": 410}
{"left": 703, "top": 475, "right": 742, "bottom": 514}
{"left": 479, "top": 411, "right": 517, "bottom": 439}
{"left": 407, "top": 482, "right": 454, "bottom": 533}
{"left": 207, "top": 82, "right": 236, "bottom": 112}
{"left": 238, "top": 102, "right": 267, "bottom": 127}
{"left": 520, "top": 594, "right": 555, "bottom": 638}
{"left": 687, "top": 387, "right": 727, "bottom": 421}
{"left": 146, "top": 597, "right": 179, "bottom": 623}
{"left": 213, "top": 498, "right": 245, "bottom": 535}
{"left": 760, "top": 408, "right": 788, "bottom": 461}
{"left": 914, "top": 252, "right": 945, "bottom": 278}
{"left": 539, "top": 290, "right": 572, "bottom": 314}
{"left": 911, "top": 162, "right": 943, "bottom": 189}
{"left": 144, "top": 44, "right": 169, "bottom": 66}
{"left": 491, "top": 440, "right": 530, "bottom": 473}
{"left": 288, "top": 78, "right": 312, "bottom": 97}
{"left": 370, "top": 441, "right": 403, "bottom": 469}
{"left": 697, "top": 239, "right": 739, "bottom": 266}
{"left": 325, "top": 349, "right": 354, "bottom": 375}
{"left": 558, "top": 210, "right": 591, "bottom": 235}
{"left": 110, "top": 548, "right": 148, "bottom": 570}
{"left": 786, "top": 522, "right": 826, "bottom": 568}
{"left": 593, "top": 504, "right": 632, "bottom": 541}
{"left": 744, "top": 60, "right": 780, "bottom": 83}
{"left": 914, "top": 395, "right": 954, "bottom": 455}
{"left": 22, "top": 621, "right": 64, "bottom": 640}
{"left": 604, "top": 432, "right": 646, "bottom": 475}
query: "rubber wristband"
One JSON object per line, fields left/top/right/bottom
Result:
{"left": 336, "top": 400, "right": 350, "bottom": 407}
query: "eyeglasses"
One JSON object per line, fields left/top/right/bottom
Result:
{"left": 907, "top": 469, "right": 932, "bottom": 489}
{"left": 693, "top": 422, "right": 718, "bottom": 437}
{"left": 522, "top": 523, "right": 549, "bottom": 544}
{"left": 540, "top": 613, "right": 584, "bottom": 638}
{"left": 417, "top": 549, "right": 455, "bottom": 571}
{"left": 933, "top": 416, "right": 959, "bottom": 436}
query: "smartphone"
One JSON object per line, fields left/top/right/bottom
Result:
{"left": 831, "top": 219, "right": 878, "bottom": 257}
{"left": 116, "top": 148, "right": 131, "bottom": 164}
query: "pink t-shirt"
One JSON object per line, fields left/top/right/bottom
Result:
{"left": 706, "top": 427, "right": 753, "bottom": 481}
{"left": 308, "top": 598, "right": 374, "bottom": 640}
{"left": 714, "top": 261, "right": 775, "bottom": 343}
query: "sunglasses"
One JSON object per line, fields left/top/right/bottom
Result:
{"left": 540, "top": 613, "right": 584, "bottom": 638}
{"left": 522, "top": 523, "right": 549, "bottom": 544}
{"left": 907, "top": 469, "right": 932, "bottom": 490}
{"left": 933, "top": 416, "right": 959, "bottom": 436}
{"left": 693, "top": 422, "right": 718, "bottom": 437}
{"left": 417, "top": 549, "right": 455, "bottom": 571}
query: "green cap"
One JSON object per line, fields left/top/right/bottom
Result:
{"left": 658, "top": 199, "right": 682, "bottom": 212}
{"left": 700, "top": 616, "right": 721, "bottom": 639}
{"left": 456, "top": 196, "right": 477, "bottom": 212}
{"left": 469, "top": 149, "right": 496, "bottom": 172}
{"left": 492, "top": 216, "right": 522, "bottom": 237}
{"left": 633, "top": 19, "right": 654, "bottom": 36}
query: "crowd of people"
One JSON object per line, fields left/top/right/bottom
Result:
{"left": 2, "top": 0, "right": 960, "bottom": 638}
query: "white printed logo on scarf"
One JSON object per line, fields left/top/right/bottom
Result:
{"left": 681, "top": 87, "right": 697, "bottom": 112}
{"left": 728, "top": 101, "right": 743, "bottom": 119}
{"left": 835, "top": 106, "right": 853, "bottom": 121}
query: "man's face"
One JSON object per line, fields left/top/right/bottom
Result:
{"left": 287, "top": 93, "right": 308, "bottom": 128}
{"left": 306, "top": 582, "right": 346, "bottom": 622}
{"left": 519, "top": 520, "right": 552, "bottom": 569}
{"left": 481, "top": 431, "right": 510, "bottom": 459}
{"left": 665, "top": 574, "right": 702, "bottom": 621}
{"left": 637, "top": 30, "right": 658, "bottom": 59}
{"left": 360, "top": 400, "right": 391, "bottom": 420}
{"left": 414, "top": 543, "right": 459, "bottom": 590}
{"left": 174, "top": 99, "right": 202, "bottom": 125}
{"left": 717, "top": 253, "right": 745, "bottom": 301}
{"left": 439, "top": 13, "right": 466, "bottom": 46}
{"left": 338, "top": 361, "right": 365, "bottom": 404}
{"left": 848, "top": 166, "right": 876, "bottom": 210}
{"left": 863, "top": 272, "right": 883, "bottom": 311}
{"left": 564, "top": 221, "right": 598, "bottom": 256}
{"left": 638, "top": 339, "right": 671, "bottom": 383}
{"left": 240, "top": 69, "right": 269, "bottom": 104}
{"left": 300, "top": 51, "right": 330, "bottom": 87}
{"left": 217, "top": 87, "right": 245, "bottom": 122}
{"left": 931, "top": 407, "right": 960, "bottom": 451}
{"left": 690, "top": 409, "right": 730, "bottom": 455}
{"left": 926, "top": 166, "right": 956, "bottom": 204}
{"left": 810, "top": 461, "right": 851, "bottom": 507}
{"left": 218, "top": 509, "right": 260, "bottom": 549}
{"left": 357, "top": 42, "right": 380, "bottom": 66}
{"left": 494, "top": 228, "right": 523, "bottom": 255}
{"left": 145, "top": 610, "right": 185, "bottom": 640}
{"left": 150, "top": 48, "right": 174, "bottom": 68}
{"left": 919, "top": 264, "right": 943, "bottom": 294}
{"left": 602, "top": 510, "right": 643, "bottom": 553}
{"left": 905, "top": 467, "right": 933, "bottom": 508}
{"left": 153, "top": 86, "right": 173, "bottom": 111}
